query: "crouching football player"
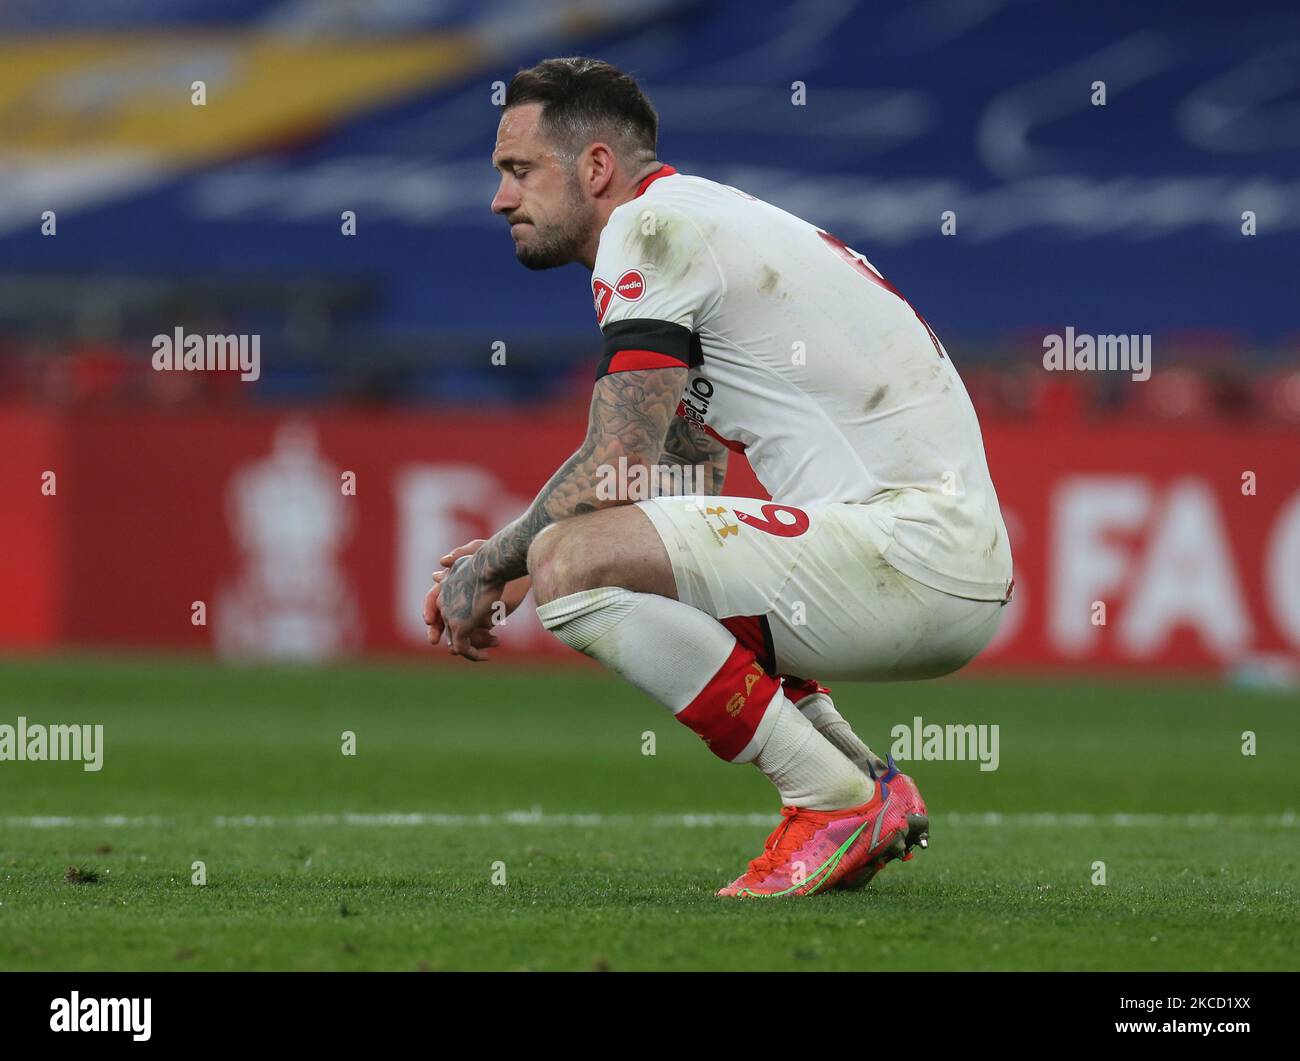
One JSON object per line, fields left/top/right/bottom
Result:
{"left": 425, "top": 58, "right": 1013, "bottom": 898}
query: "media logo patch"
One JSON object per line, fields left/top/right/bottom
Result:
{"left": 592, "top": 277, "right": 614, "bottom": 323}
{"left": 615, "top": 269, "right": 645, "bottom": 302}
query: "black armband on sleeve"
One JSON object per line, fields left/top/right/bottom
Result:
{"left": 596, "top": 319, "right": 704, "bottom": 379}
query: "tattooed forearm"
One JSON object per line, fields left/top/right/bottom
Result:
{"left": 656, "top": 415, "right": 729, "bottom": 497}
{"left": 471, "top": 366, "right": 688, "bottom": 585}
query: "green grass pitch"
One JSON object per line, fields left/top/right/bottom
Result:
{"left": 1, "top": 655, "right": 1297, "bottom": 971}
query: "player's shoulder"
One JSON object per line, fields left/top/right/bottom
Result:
{"left": 593, "top": 172, "right": 738, "bottom": 324}
{"left": 606, "top": 170, "right": 758, "bottom": 241}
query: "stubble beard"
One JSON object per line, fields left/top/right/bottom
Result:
{"left": 513, "top": 179, "right": 595, "bottom": 270}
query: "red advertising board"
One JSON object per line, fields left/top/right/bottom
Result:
{"left": 2, "top": 406, "right": 1298, "bottom": 674}
{"left": 0, "top": 408, "right": 61, "bottom": 648}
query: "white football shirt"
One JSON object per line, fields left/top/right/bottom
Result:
{"left": 591, "top": 166, "right": 1013, "bottom": 602}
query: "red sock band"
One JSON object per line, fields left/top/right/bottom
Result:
{"left": 781, "top": 675, "right": 831, "bottom": 702}
{"left": 676, "top": 643, "right": 781, "bottom": 761}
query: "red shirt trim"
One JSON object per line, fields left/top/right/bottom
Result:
{"left": 702, "top": 422, "right": 747, "bottom": 454}
{"left": 672, "top": 399, "right": 748, "bottom": 453}
{"left": 634, "top": 164, "right": 677, "bottom": 198}
{"left": 606, "top": 349, "right": 686, "bottom": 373}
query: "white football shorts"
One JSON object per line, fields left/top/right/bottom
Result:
{"left": 635, "top": 494, "right": 1004, "bottom": 682}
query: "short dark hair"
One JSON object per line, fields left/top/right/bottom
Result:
{"left": 504, "top": 57, "right": 658, "bottom": 165}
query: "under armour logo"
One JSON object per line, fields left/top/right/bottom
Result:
{"left": 705, "top": 506, "right": 739, "bottom": 538}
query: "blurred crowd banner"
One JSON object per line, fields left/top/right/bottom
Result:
{"left": 2, "top": 407, "right": 1297, "bottom": 675}
{"left": 2, "top": 0, "right": 1298, "bottom": 346}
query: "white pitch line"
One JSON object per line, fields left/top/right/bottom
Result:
{"left": 2, "top": 810, "right": 1296, "bottom": 829}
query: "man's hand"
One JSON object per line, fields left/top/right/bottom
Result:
{"left": 432, "top": 552, "right": 504, "bottom": 661}
{"left": 423, "top": 366, "right": 686, "bottom": 657}
{"left": 423, "top": 539, "right": 531, "bottom": 659}
{"left": 423, "top": 539, "right": 485, "bottom": 646}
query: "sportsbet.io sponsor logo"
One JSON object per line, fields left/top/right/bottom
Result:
{"left": 679, "top": 376, "right": 713, "bottom": 429}
{"left": 152, "top": 326, "right": 261, "bottom": 381}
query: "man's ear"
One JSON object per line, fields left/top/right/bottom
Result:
{"left": 582, "top": 142, "right": 618, "bottom": 199}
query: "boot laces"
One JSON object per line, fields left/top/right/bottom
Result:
{"left": 746, "top": 806, "right": 816, "bottom": 876}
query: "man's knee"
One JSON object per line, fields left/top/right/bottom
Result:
{"left": 529, "top": 523, "right": 602, "bottom": 604}
{"left": 529, "top": 506, "right": 675, "bottom": 604}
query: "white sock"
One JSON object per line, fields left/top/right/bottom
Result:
{"left": 536, "top": 586, "right": 740, "bottom": 710}
{"left": 754, "top": 695, "right": 874, "bottom": 809}
{"left": 795, "top": 692, "right": 887, "bottom": 777}
{"left": 537, "top": 588, "right": 781, "bottom": 759}
{"left": 537, "top": 587, "right": 872, "bottom": 807}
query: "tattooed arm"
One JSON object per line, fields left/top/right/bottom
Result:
{"left": 479, "top": 365, "right": 688, "bottom": 580}
{"left": 434, "top": 366, "right": 686, "bottom": 658}
{"left": 656, "top": 415, "right": 729, "bottom": 497}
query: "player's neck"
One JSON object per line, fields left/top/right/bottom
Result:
{"left": 578, "top": 160, "right": 664, "bottom": 271}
